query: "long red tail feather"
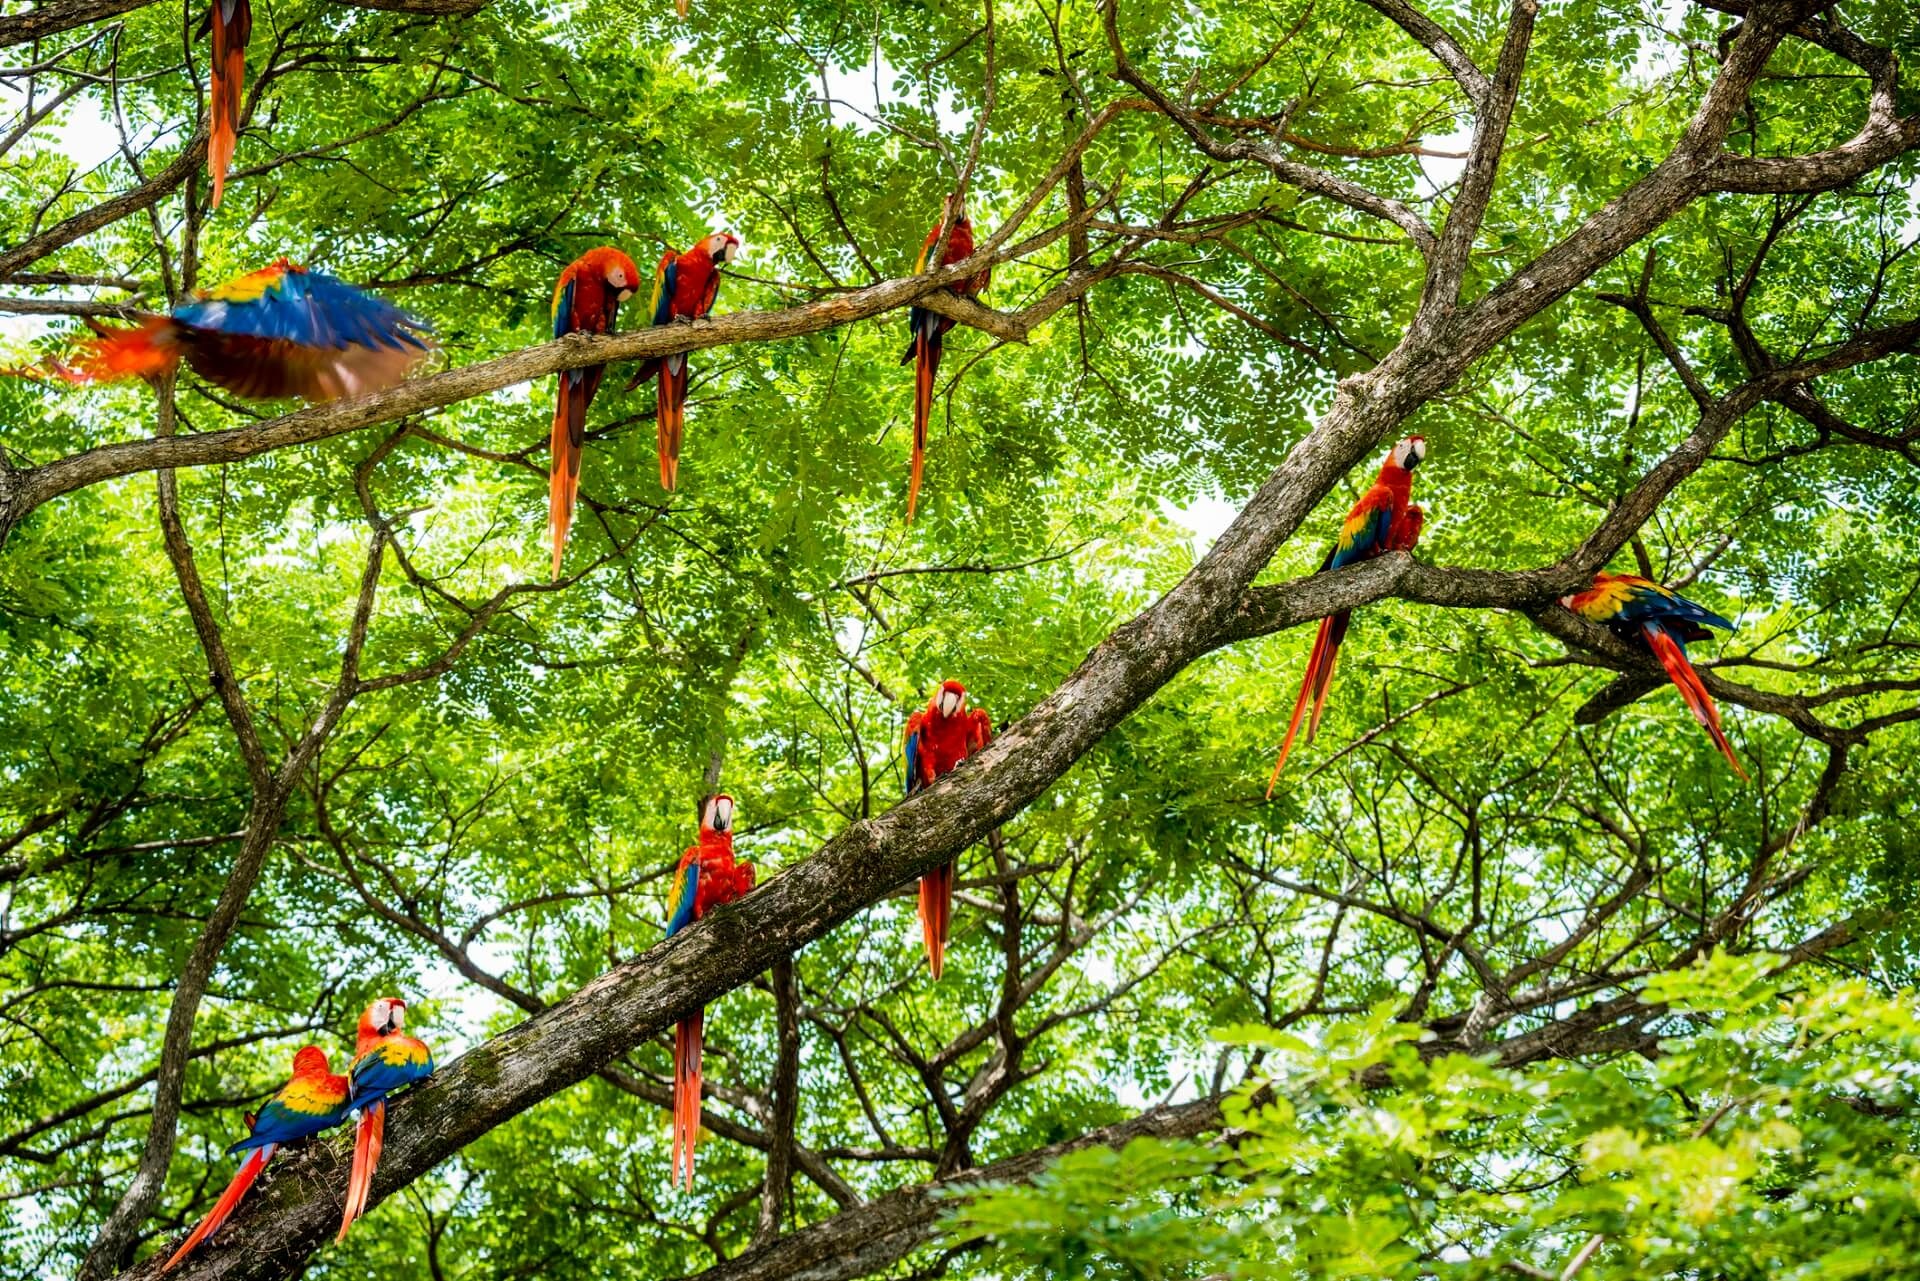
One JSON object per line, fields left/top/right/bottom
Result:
{"left": 1304, "top": 611, "right": 1352, "bottom": 743}
{"left": 161, "top": 1146, "right": 270, "bottom": 1272}
{"left": 207, "top": 0, "right": 251, "bottom": 208}
{"left": 1645, "top": 626, "right": 1748, "bottom": 780}
{"left": 336, "top": 1100, "right": 384, "bottom": 1242}
{"left": 52, "top": 318, "right": 180, "bottom": 384}
{"left": 1267, "top": 613, "right": 1343, "bottom": 797}
{"left": 908, "top": 332, "right": 938, "bottom": 522}
{"left": 658, "top": 359, "right": 688, "bottom": 491}
{"left": 673, "top": 1010, "right": 704, "bottom": 1189}
{"left": 549, "top": 380, "right": 578, "bottom": 580}
{"left": 917, "top": 859, "right": 952, "bottom": 979}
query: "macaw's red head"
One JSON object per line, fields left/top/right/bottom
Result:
{"left": 696, "top": 232, "right": 741, "bottom": 267}
{"left": 586, "top": 247, "right": 641, "bottom": 303}
{"left": 934, "top": 679, "right": 967, "bottom": 720}
{"left": 1387, "top": 436, "right": 1427, "bottom": 474}
{"left": 700, "top": 793, "right": 735, "bottom": 836}
{"left": 360, "top": 996, "right": 407, "bottom": 1040}
{"left": 290, "top": 1045, "right": 331, "bottom": 1076}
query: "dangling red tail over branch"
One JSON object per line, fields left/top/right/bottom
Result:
{"left": 918, "top": 858, "right": 953, "bottom": 980}
{"left": 1645, "top": 626, "right": 1748, "bottom": 780}
{"left": 207, "top": 0, "right": 251, "bottom": 208}
{"left": 161, "top": 1146, "right": 270, "bottom": 1272}
{"left": 672, "top": 1010, "right": 704, "bottom": 1190}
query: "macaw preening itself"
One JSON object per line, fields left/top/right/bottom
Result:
{"left": 1562, "top": 572, "right": 1749, "bottom": 779}
{"left": 161, "top": 1046, "right": 349, "bottom": 1272}
{"left": 1267, "top": 436, "right": 1428, "bottom": 797}
{"left": 39, "top": 259, "right": 431, "bottom": 401}
{"left": 903, "top": 680, "right": 992, "bottom": 979}
{"left": 548, "top": 246, "right": 641, "bottom": 578}
{"left": 901, "top": 199, "right": 990, "bottom": 522}
{"left": 664, "top": 794, "right": 756, "bottom": 1189}
{"left": 625, "top": 232, "right": 740, "bottom": 492}
{"left": 206, "top": 0, "right": 251, "bottom": 208}
{"left": 336, "top": 997, "right": 434, "bottom": 1242}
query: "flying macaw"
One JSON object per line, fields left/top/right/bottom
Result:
{"left": 1561, "top": 572, "right": 1749, "bottom": 779}
{"left": 624, "top": 232, "right": 740, "bottom": 491}
{"left": 36, "top": 259, "right": 431, "bottom": 401}
{"left": 336, "top": 997, "right": 434, "bottom": 1242}
{"left": 903, "top": 680, "right": 992, "bottom": 979}
{"left": 548, "top": 246, "right": 641, "bottom": 579}
{"left": 900, "top": 198, "right": 990, "bottom": 522}
{"left": 206, "top": 0, "right": 251, "bottom": 209}
{"left": 664, "top": 794, "right": 756, "bottom": 1189}
{"left": 1267, "top": 435, "right": 1428, "bottom": 796}
{"left": 160, "top": 1045, "right": 350, "bottom": 1272}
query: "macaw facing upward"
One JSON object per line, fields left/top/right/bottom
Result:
{"left": 664, "top": 794, "right": 757, "bottom": 1189}
{"left": 548, "top": 246, "right": 641, "bottom": 579}
{"left": 1267, "top": 436, "right": 1428, "bottom": 797}
{"left": 625, "top": 232, "right": 740, "bottom": 491}
{"left": 900, "top": 198, "right": 991, "bottom": 522}
{"left": 1562, "top": 572, "right": 1749, "bottom": 779}
{"left": 36, "top": 259, "right": 431, "bottom": 401}
{"left": 206, "top": 0, "right": 252, "bottom": 209}
{"left": 336, "top": 997, "right": 434, "bottom": 1242}
{"left": 161, "top": 1045, "right": 349, "bottom": 1272}
{"left": 903, "top": 680, "right": 992, "bottom": 979}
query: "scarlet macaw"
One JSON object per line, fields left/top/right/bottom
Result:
{"left": 1267, "top": 435, "right": 1428, "bottom": 796}
{"left": 903, "top": 680, "right": 992, "bottom": 979}
{"left": 160, "top": 1045, "right": 350, "bottom": 1271}
{"left": 625, "top": 232, "right": 740, "bottom": 491}
{"left": 664, "top": 794, "right": 756, "bottom": 1189}
{"left": 336, "top": 996, "right": 434, "bottom": 1242}
{"left": 548, "top": 246, "right": 641, "bottom": 579}
{"left": 1561, "top": 572, "right": 1748, "bottom": 779}
{"left": 900, "top": 199, "right": 990, "bottom": 522}
{"left": 39, "top": 259, "right": 430, "bottom": 401}
{"left": 206, "top": 0, "right": 251, "bottom": 209}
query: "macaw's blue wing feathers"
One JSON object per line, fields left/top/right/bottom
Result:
{"left": 651, "top": 256, "right": 678, "bottom": 328}
{"left": 666, "top": 861, "right": 699, "bottom": 937}
{"left": 553, "top": 276, "right": 577, "bottom": 340}
{"left": 904, "top": 727, "right": 924, "bottom": 796}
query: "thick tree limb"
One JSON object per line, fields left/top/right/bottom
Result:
{"left": 0, "top": 224, "right": 1094, "bottom": 541}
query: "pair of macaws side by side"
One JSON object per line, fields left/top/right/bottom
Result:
{"left": 162, "top": 998, "right": 433, "bottom": 1271}
{"left": 546, "top": 234, "right": 739, "bottom": 578}
{"left": 26, "top": 259, "right": 431, "bottom": 402}
{"left": 1268, "top": 435, "right": 1748, "bottom": 791}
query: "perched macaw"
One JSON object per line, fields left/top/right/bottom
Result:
{"left": 1267, "top": 436, "right": 1428, "bottom": 796}
{"left": 664, "top": 794, "right": 756, "bottom": 1189}
{"left": 206, "top": 0, "right": 251, "bottom": 209}
{"left": 336, "top": 997, "right": 434, "bottom": 1242}
{"left": 903, "top": 680, "right": 992, "bottom": 979}
{"left": 1562, "top": 572, "right": 1749, "bottom": 779}
{"left": 548, "top": 246, "right": 641, "bottom": 579}
{"left": 36, "top": 259, "right": 431, "bottom": 401}
{"left": 160, "top": 1045, "right": 350, "bottom": 1272}
{"left": 900, "top": 199, "right": 990, "bottom": 522}
{"left": 624, "top": 232, "right": 740, "bottom": 491}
